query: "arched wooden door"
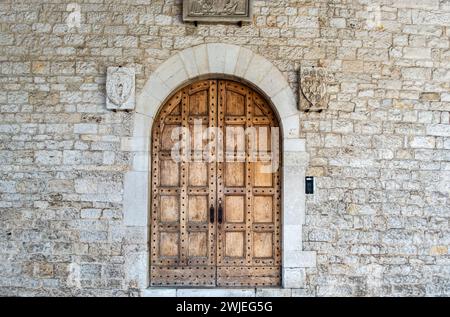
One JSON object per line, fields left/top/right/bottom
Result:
{"left": 150, "top": 79, "right": 281, "bottom": 287}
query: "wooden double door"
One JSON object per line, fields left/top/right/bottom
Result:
{"left": 150, "top": 80, "right": 281, "bottom": 287}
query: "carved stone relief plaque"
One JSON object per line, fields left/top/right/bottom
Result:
{"left": 299, "top": 67, "right": 333, "bottom": 112}
{"left": 183, "top": 0, "right": 253, "bottom": 22}
{"left": 106, "top": 67, "right": 135, "bottom": 111}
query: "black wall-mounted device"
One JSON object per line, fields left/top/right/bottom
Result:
{"left": 305, "top": 177, "right": 314, "bottom": 194}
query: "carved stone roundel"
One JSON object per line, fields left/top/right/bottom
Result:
{"left": 302, "top": 69, "right": 327, "bottom": 104}
{"left": 300, "top": 67, "right": 333, "bottom": 111}
{"left": 106, "top": 67, "right": 133, "bottom": 107}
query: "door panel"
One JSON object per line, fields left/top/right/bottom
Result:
{"left": 151, "top": 79, "right": 281, "bottom": 287}
{"left": 225, "top": 232, "right": 245, "bottom": 258}
{"left": 216, "top": 80, "right": 281, "bottom": 287}
{"left": 160, "top": 195, "right": 179, "bottom": 222}
{"left": 151, "top": 80, "right": 217, "bottom": 287}
{"left": 253, "top": 196, "right": 273, "bottom": 223}
{"left": 225, "top": 195, "right": 245, "bottom": 223}
{"left": 225, "top": 162, "right": 245, "bottom": 187}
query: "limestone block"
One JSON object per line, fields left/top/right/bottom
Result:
{"left": 403, "top": 47, "right": 432, "bottom": 59}
{"left": 179, "top": 47, "right": 199, "bottom": 79}
{"left": 283, "top": 151, "right": 310, "bottom": 168}
{"left": 284, "top": 139, "right": 306, "bottom": 152}
{"left": 120, "top": 136, "right": 150, "bottom": 152}
{"left": 234, "top": 47, "right": 254, "bottom": 77}
{"left": 282, "top": 268, "right": 305, "bottom": 289}
{"left": 131, "top": 152, "right": 150, "bottom": 172}
{"left": 142, "top": 288, "right": 176, "bottom": 297}
{"left": 207, "top": 43, "right": 226, "bottom": 74}
{"left": 270, "top": 86, "right": 298, "bottom": 119}
{"left": 176, "top": 289, "right": 256, "bottom": 297}
{"left": 259, "top": 66, "right": 288, "bottom": 98}
{"left": 283, "top": 225, "right": 303, "bottom": 250}
{"left": 132, "top": 113, "right": 153, "bottom": 138}
{"left": 256, "top": 288, "right": 292, "bottom": 297}
{"left": 74, "top": 123, "right": 97, "bottom": 134}
{"left": 193, "top": 44, "right": 210, "bottom": 75}
{"left": 284, "top": 250, "right": 317, "bottom": 268}
{"left": 427, "top": 124, "right": 450, "bottom": 137}
{"left": 136, "top": 92, "right": 163, "bottom": 118}
{"left": 291, "top": 289, "right": 311, "bottom": 297}
{"left": 125, "top": 252, "right": 148, "bottom": 290}
{"left": 244, "top": 54, "right": 273, "bottom": 85}
{"left": 35, "top": 150, "right": 62, "bottom": 165}
{"left": 123, "top": 171, "right": 149, "bottom": 227}
{"left": 409, "top": 136, "right": 436, "bottom": 149}
{"left": 155, "top": 54, "right": 188, "bottom": 91}
{"left": 223, "top": 45, "right": 240, "bottom": 75}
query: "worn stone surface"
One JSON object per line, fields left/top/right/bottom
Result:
{"left": 299, "top": 67, "right": 334, "bottom": 112}
{"left": 106, "top": 67, "right": 135, "bottom": 111}
{"left": 0, "top": 0, "right": 449, "bottom": 297}
{"left": 183, "top": 0, "right": 253, "bottom": 22}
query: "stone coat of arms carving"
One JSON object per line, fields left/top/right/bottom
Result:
{"left": 299, "top": 67, "right": 333, "bottom": 112}
{"left": 183, "top": 0, "right": 253, "bottom": 22}
{"left": 106, "top": 67, "right": 135, "bottom": 111}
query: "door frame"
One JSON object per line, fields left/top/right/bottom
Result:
{"left": 122, "top": 43, "right": 316, "bottom": 297}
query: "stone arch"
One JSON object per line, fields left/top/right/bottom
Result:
{"left": 122, "top": 43, "right": 315, "bottom": 296}
{"left": 135, "top": 43, "right": 299, "bottom": 138}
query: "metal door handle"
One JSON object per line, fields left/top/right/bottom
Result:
{"left": 209, "top": 204, "right": 214, "bottom": 224}
{"left": 218, "top": 199, "right": 223, "bottom": 224}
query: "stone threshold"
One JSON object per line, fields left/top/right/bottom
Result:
{"left": 142, "top": 288, "right": 305, "bottom": 297}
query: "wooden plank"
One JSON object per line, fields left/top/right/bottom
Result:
{"left": 216, "top": 80, "right": 226, "bottom": 266}
{"left": 207, "top": 80, "right": 217, "bottom": 268}
{"left": 179, "top": 89, "right": 188, "bottom": 265}
{"left": 217, "top": 266, "right": 280, "bottom": 277}
{"left": 151, "top": 266, "right": 216, "bottom": 287}
{"left": 217, "top": 276, "right": 280, "bottom": 287}
{"left": 245, "top": 88, "right": 254, "bottom": 267}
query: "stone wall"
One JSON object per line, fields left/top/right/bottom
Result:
{"left": 0, "top": 0, "right": 449, "bottom": 296}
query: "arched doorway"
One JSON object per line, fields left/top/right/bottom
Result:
{"left": 150, "top": 79, "right": 281, "bottom": 287}
{"left": 123, "top": 43, "right": 314, "bottom": 295}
